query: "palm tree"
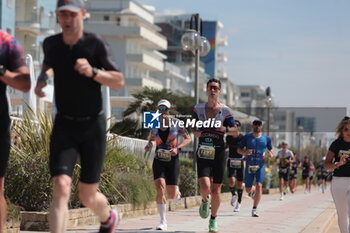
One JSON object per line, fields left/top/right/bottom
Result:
{"left": 111, "top": 87, "right": 199, "bottom": 139}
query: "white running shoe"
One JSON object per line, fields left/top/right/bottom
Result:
{"left": 230, "top": 195, "right": 237, "bottom": 206}
{"left": 156, "top": 223, "right": 167, "bottom": 231}
{"left": 234, "top": 203, "right": 241, "bottom": 212}
{"left": 252, "top": 209, "right": 259, "bottom": 217}
{"left": 174, "top": 188, "right": 181, "bottom": 204}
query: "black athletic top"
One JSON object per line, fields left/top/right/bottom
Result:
{"left": 329, "top": 138, "right": 350, "bottom": 177}
{"left": 302, "top": 161, "right": 310, "bottom": 175}
{"left": 43, "top": 31, "right": 119, "bottom": 117}
{"left": 0, "top": 30, "right": 26, "bottom": 116}
{"left": 226, "top": 134, "right": 243, "bottom": 158}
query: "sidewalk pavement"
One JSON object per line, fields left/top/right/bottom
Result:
{"left": 22, "top": 188, "right": 336, "bottom": 233}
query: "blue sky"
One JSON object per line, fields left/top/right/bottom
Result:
{"left": 138, "top": 0, "right": 350, "bottom": 115}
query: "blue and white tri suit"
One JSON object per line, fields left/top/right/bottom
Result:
{"left": 239, "top": 133, "right": 272, "bottom": 188}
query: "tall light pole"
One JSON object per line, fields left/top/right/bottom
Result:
{"left": 181, "top": 14, "right": 210, "bottom": 194}
{"left": 265, "top": 86, "right": 272, "bottom": 189}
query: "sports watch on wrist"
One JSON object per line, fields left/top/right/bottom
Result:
{"left": 177, "top": 146, "right": 182, "bottom": 151}
{"left": 91, "top": 67, "right": 98, "bottom": 79}
{"left": 0, "top": 65, "right": 6, "bottom": 76}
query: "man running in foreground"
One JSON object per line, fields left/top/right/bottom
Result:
{"left": 35, "top": 0, "right": 124, "bottom": 232}
{"left": 193, "top": 78, "right": 236, "bottom": 232}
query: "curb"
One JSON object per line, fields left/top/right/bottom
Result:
{"left": 19, "top": 186, "right": 290, "bottom": 231}
{"left": 300, "top": 203, "right": 337, "bottom": 233}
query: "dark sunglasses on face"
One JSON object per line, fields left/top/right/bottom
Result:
{"left": 253, "top": 122, "right": 262, "bottom": 126}
{"left": 158, "top": 106, "right": 168, "bottom": 111}
{"left": 208, "top": 85, "right": 220, "bottom": 91}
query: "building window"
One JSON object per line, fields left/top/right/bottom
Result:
{"left": 241, "top": 92, "right": 250, "bottom": 97}
{"left": 7, "top": 0, "right": 12, "bottom": 8}
{"left": 116, "top": 17, "right": 121, "bottom": 26}
{"left": 104, "top": 15, "right": 110, "bottom": 21}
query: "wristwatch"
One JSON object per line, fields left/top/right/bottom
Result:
{"left": 225, "top": 127, "right": 229, "bottom": 133}
{"left": 91, "top": 67, "right": 98, "bottom": 79}
{"left": 0, "top": 65, "right": 6, "bottom": 76}
{"left": 177, "top": 146, "right": 182, "bottom": 151}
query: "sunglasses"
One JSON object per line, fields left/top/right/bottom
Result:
{"left": 253, "top": 122, "right": 262, "bottom": 126}
{"left": 158, "top": 106, "right": 168, "bottom": 111}
{"left": 207, "top": 85, "right": 220, "bottom": 91}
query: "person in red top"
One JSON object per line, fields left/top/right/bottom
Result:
{"left": 0, "top": 30, "right": 30, "bottom": 231}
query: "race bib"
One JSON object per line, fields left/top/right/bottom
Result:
{"left": 339, "top": 150, "right": 350, "bottom": 157}
{"left": 156, "top": 149, "right": 171, "bottom": 162}
{"left": 230, "top": 158, "right": 242, "bottom": 168}
{"left": 280, "top": 168, "right": 288, "bottom": 174}
{"left": 290, "top": 170, "right": 295, "bottom": 175}
{"left": 248, "top": 165, "right": 260, "bottom": 174}
{"left": 198, "top": 145, "right": 215, "bottom": 160}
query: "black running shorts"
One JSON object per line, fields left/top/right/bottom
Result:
{"left": 0, "top": 114, "right": 11, "bottom": 178}
{"left": 197, "top": 148, "right": 227, "bottom": 184}
{"left": 152, "top": 156, "right": 180, "bottom": 185}
{"left": 279, "top": 168, "right": 289, "bottom": 181}
{"left": 227, "top": 159, "right": 244, "bottom": 182}
{"left": 49, "top": 113, "right": 106, "bottom": 184}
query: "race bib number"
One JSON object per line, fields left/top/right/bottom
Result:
{"left": 280, "top": 168, "right": 288, "bottom": 174}
{"left": 230, "top": 158, "right": 242, "bottom": 168}
{"left": 339, "top": 150, "right": 350, "bottom": 157}
{"left": 198, "top": 145, "right": 215, "bottom": 160}
{"left": 156, "top": 149, "right": 171, "bottom": 162}
{"left": 248, "top": 165, "right": 260, "bottom": 174}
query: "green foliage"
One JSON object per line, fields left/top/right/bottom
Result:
{"left": 6, "top": 107, "right": 53, "bottom": 211}
{"left": 178, "top": 166, "right": 197, "bottom": 197}
{"left": 111, "top": 87, "right": 202, "bottom": 139}
{"left": 7, "top": 199, "right": 21, "bottom": 222}
{"left": 115, "top": 171, "right": 155, "bottom": 208}
{"left": 6, "top": 109, "right": 156, "bottom": 211}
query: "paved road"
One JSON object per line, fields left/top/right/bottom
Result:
{"left": 51, "top": 188, "right": 334, "bottom": 233}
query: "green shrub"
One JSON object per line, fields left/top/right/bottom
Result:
{"left": 115, "top": 171, "right": 155, "bottom": 208}
{"left": 7, "top": 199, "right": 21, "bottom": 222}
{"left": 178, "top": 166, "right": 197, "bottom": 197}
{"left": 6, "top": 109, "right": 156, "bottom": 211}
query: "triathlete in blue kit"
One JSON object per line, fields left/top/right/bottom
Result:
{"left": 238, "top": 120, "right": 273, "bottom": 217}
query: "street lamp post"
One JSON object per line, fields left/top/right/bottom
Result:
{"left": 181, "top": 14, "right": 210, "bottom": 195}
{"left": 265, "top": 87, "right": 272, "bottom": 189}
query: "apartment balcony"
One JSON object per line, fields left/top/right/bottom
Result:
{"left": 125, "top": 76, "right": 163, "bottom": 93}
{"left": 127, "top": 52, "right": 164, "bottom": 72}
{"left": 216, "top": 52, "right": 228, "bottom": 63}
{"left": 85, "top": 21, "right": 167, "bottom": 50}
{"left": 217, "top": 35, "right": 228, "bottom": 47}
{"left": 15, "top": 7, "right": 41, "bottom": 34}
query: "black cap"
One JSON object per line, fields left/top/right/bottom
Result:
{"left": 56, "top": 0, "right": 85, "bottom": 12}
{"left": 253, "top": 119, "right": 262, "bottom": 125}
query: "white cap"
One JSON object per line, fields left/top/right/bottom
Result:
{"left": 157, "top": 99, "right": 171, "bottom": 108}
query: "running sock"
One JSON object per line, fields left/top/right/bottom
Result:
{"left": 230, "top": 186, "right": 236, "bottom": 196}
{"left": 280, "top": 192, "right": 283, "bottom": 196}
{"left": 253, "top": 206, "right": 257, "bottom": 209}
{"left": 210, "top": 215, "right": 216, "bottom": 220}
{"left": 157, "top": 204, "right": 167, "bottom": 224}
{"left": 237, "top": 189, "right": 243, "bottom": 203}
